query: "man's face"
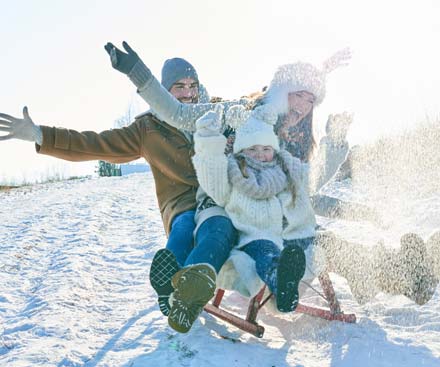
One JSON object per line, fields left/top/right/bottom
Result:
{"left": 169, "top": 78, "right": 199, "bottom": 104}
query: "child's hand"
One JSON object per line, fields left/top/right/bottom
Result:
{"left": 196, "top": 105, "right": 224, "bottom": 137}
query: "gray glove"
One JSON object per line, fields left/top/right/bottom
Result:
{"left": 104, "top": 41, "right": 139, "bottom": 75}
{"left": 196, "top": 105, "right": 224, "bottom": 137}
{"left": 0, "top": 107, "right": 42, "bottom": 144}
{"left": 104, "top": 41, "right": 152, "bottom": 88}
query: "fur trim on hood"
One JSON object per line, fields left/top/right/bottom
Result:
{"left": 263, "top": 62, "right": 326, "bottom": 116}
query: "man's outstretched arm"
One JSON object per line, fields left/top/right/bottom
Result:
{"left": 0, "top": 107, "right": 143, "bottom": 163}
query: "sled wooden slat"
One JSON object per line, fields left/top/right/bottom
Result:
{"left": 295, "top": 303, "right": 356, "bottom": 323}
{"left": 246, "top": 287, "right": 266, "bottom": 323}
{"left": 212, "top": 288, "right": 225, "bottom": 307}
{"left": 204, "top": 303, "right": 265, "bottom": 338}
{"left": 318, "top": 272, "right": 341, "bottom": 314}
{"left": 203, "top": 272, "right": 357, "bottom": 338}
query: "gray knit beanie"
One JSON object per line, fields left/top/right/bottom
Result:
{"left": 161, "top": 58, "right": 199, "bottom": 91}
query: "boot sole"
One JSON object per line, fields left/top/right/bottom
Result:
{"left": 168, "top": 264, "right": 216, "bottom": 333}
{"left": 171, "top": 263, "right": 216, "bottom": 289}
{"left": 276, "top": 245, "right": 306, "bottom": 313}
{"left": 149, "top": 249, "right": 180, "bottom": 316}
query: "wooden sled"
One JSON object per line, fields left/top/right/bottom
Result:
{"left": 204, "top": 272, "right": 356, "bottom": 338}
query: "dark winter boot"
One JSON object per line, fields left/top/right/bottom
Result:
{"left": 316, "top": 231, "right": 379, "bottom": 304}
{"left": 168, "top": 264, "right": 216, "bottom": 333}
{"left": 276, "top": 244, "right": 306, "bottom": 313}
{"left": 149, "top": 249, "right": 180, "bottom": 316}
{"left": 426, "top": 230, "right": 440, "bottom": 281}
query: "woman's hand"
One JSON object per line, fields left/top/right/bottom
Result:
{"left": 325, "top": 111, "right": 353, "bottom": 144}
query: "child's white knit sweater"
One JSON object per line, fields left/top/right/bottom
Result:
{"left": 192, "top": 133, "right": 316, "bottom": 249}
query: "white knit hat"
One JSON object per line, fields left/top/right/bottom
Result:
{"left": 264, "top": 48, "right": 351, "bottom": 115}
{"left": 233, "top": 105, "right": 279, "bottom": 153}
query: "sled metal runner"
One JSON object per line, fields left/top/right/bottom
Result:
{"left": 204, "top": 272, "right": 356, "bottom": 338}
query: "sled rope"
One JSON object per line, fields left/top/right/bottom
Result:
{"left": 299, "top": 279, "right": 328, "bottom": 302}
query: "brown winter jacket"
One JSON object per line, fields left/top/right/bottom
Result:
{"left": 36, "top": 113, "right": 198, "bottom": 235}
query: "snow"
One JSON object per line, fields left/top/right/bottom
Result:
{"left": 1, "top": 173, "right": 439, "bottom": 367}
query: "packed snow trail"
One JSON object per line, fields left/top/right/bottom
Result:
{"left": 0, "top": 173, "right": 439, "bottom": 367}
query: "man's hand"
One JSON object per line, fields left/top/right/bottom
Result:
{"left": 104, "top": 41, "right": 139, "bottom": 75}
{"left": 325, "top": 111, "right": 353, "bottom": 144}
{"left": 0, "top": 107, "right": 40, "bottom": 142}
{"left": 196, "top": 105, "right": 224, "bottom": 137}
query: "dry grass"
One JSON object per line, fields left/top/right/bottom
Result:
{"left": 0, "top": 185, "right": 19, "bottom": 191}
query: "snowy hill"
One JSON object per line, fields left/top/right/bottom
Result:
{"left": 0, "top": 173, "right": 439, "bottom": 367}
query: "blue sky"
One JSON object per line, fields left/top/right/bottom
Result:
{"left": 1, "top": 0, "right": 439, "bottom": 183}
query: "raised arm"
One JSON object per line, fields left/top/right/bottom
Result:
{"left": 192, "top": 107, "right": 232, "bottom": 206}
{"left": 104, "top": 41, "right": 248, "bottom": 132}
{"left": 309, "top": 112, "right": 353, "bottom": 193}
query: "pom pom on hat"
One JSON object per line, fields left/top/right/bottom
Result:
{"left": 251, "top": 105, "right": 278, "bottom": 126}
{"left": 233, "top": 105, "right": 280, "bottom": 154}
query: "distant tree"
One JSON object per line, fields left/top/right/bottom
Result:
{"left": 113, "top": 98, "right": 142, "bottom": 129}
{"left": 97, "top": 98, "right": 144, "bottom": 176}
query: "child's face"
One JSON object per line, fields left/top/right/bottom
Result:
{"left": 242, "top": 145, "right": 275, "bottom": 162}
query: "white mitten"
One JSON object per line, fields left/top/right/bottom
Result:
{"left": 195, "top": 105, "right": 224, "bottom": 137}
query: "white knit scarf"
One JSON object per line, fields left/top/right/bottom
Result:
{"left": 227, "top": 153, "right": 288, "bottom": 199}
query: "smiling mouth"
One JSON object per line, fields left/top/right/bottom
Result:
{"left": 179, "top": 98, "right": 196, "bottom": 103}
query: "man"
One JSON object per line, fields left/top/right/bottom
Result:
{"left": 0, "top": 54, "right": 237, "bottom": 334}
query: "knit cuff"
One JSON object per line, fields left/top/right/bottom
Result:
{"left": 194, "top": 134, "right": 226, "bottom": 155}
{"left": 33, "top": 125, "right": 43, "bottom": 145}
{"left": 128, "top": 60, "right": 153, "bottom": 89}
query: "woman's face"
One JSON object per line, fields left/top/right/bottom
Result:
{"left": 242, "top": 145, "right": 275, "bottom": 162}
{"left": 286, "top": 91, "right": 315, "bottom": 124}
{"left": 277, "top": 91, "right": 315, "bottom": 141}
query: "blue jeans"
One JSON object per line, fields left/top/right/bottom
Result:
{"left": 166, "top": 210, "right": 196, "bottom": 267}
{"left": 242, "top": 240, "right": 280, "bottom": 294}
{"left": 185, "top": 216, "right": 237, "bottom": 273}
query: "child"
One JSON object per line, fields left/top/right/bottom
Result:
{"left": 192, "top": 104, "right": 317, "bottom": 312}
